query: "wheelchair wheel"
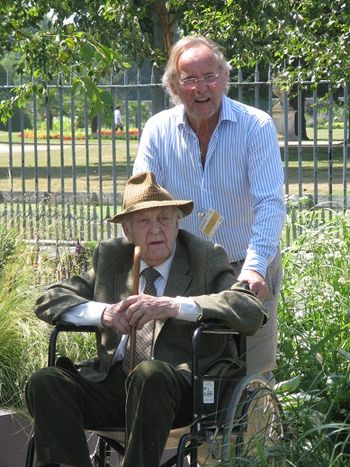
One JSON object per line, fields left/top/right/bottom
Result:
{"left": 86, "top": 431, "right": 124, "bottom": 467}
{"left": 86, "top": 432, "right": 109, "bottom": 467}
{"left": 235, "top": 379, "right": 284, "bottom": 465}
{"left": 215, "top": 375, "right": 285, "bottom": 466}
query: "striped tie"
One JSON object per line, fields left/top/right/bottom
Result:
{"left": 123, "top": 267, "right": 160, "bottom": 372}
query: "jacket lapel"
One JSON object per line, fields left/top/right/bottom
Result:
{"left": 164, "top": 238, "right": 192, "bottom": 296}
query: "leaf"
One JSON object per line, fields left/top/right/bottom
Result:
{"left": 80, "top": 77, "right": 99, "bottom": 99}
{"left": 81, "top": 43, "right": 95, "bottom": 61}
{"left": 338, "top": 348, "right": 350, "bottom": 361}
{"left": 71, "top": 79, "right": 81, "bottom": 96}
{"left": 65, "top": 37, "right": 76, "bottom": 49}
{"left": 98, "top": 44, "right": 113, "bottom": 61}
{"left": 275, "top": 375, "right": 302, "bottom": 394}
{"left": 58, "top": 50, "right": 69, "bottom": 63}
{"left": 99, "top": 90, "right": 113, "bottom": 106}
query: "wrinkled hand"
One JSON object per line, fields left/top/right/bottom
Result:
{"left": 102, "top": 294, "right": 179, "bottom": 333}
{"left": 126, "top": 294, "right": 179, "bottom": 329}
{"left": 237, "top": 269, "right": 269, "bottom": 301}
{"left": 101, "top": 295, "right": 139, "bottom": 334}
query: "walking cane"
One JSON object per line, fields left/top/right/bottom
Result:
{"left": 128, "top": 245, "right": 141, "bottom": 373}
{"left": 125, "top": 246, "right": 141, "bottom": 447}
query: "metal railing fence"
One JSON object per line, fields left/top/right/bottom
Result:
{"left": 0, "top": 64, "right": 348, "bottom": 243}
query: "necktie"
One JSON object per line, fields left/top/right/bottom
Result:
{"left": 123, "top": 267, "right": 160, "bottom": 373}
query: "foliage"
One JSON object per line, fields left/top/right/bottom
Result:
{"left": 0, "top": 229, "right": 48, "bottom": 410}
{"left": 182, "top": 0, "right": 350, "bottom": 89}
{"left": 276, "top": 209, "right": 350, "bottom": 464}
{"left": 0, "top": 4, "right": 119, "bottom": 122}
{"left": 20, "top": 127, "right": 139, "bottom": 141}
{"left": 0, "top": 224, "right": 16, "bottom": 272}
{"left": 0, "top": 227, "right": 95, "bottom": 412}
{"left": 1, "top": 1, "right": 349, "bottom": 122}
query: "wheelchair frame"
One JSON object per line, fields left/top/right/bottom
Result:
{"left": 26, "top": 322, "right": 284, "bottom": 467}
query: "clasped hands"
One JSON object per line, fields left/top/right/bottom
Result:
{"left": 101, "top": 294, "right": 179, "bottom": 334}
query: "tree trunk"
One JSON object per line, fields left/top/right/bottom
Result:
{"left": 151, "top": 0, "right": 174, "bottom": 115}
{"left": 91, "top": 115, "right": 98, "bottom": 134}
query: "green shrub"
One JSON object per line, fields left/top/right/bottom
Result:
{"left": 0, "top": 225, "right": 16, "bottom": 273}
{"left": 277, "top": 210, "right": 350, "bottom": 464}
{"left": 0, "top": 236, "right": 48, "bottom": 411}
{"left": 0, "top": 231, "right": 95, "bottom": 413}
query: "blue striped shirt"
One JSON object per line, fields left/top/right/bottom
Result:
{"left": 133, "top": 95, "right": 286, "bottom": 277}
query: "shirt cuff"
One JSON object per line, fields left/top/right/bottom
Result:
{"left": 242, "top": 251, "right": 269, "bottom": 277}
{"left": 174, "top": 296, "right": 201, "bottom": 322}
{"left": 60, "top": 302, "right": 107, "bottom": 328}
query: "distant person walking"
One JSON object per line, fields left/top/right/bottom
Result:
{"left": 114, "top": 105, "right": 123, "bottom": 131}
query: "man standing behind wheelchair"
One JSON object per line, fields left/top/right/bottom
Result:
{"left": 26, "top": 171, "right": 267, "bottom": 467}
{"left": 133, "top": 35, "right": 286, "bottom": 381}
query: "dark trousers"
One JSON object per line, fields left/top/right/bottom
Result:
{"left": 25, "top": 360, "right": 192, "bottom": 467}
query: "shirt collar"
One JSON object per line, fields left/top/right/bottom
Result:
{"left": 220, "top": 94, "right": 238, "bottom": 123}
{"left": 140, "top": 244, "right": 176, "bottom": 282}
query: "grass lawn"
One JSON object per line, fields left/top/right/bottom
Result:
{"left": 282, "top": 145, "right": 347, "bottom": 198}
{"left": 0, "top": 138, "right": 138, "bottom": 193}
{"left": 0, "top": 129, "right": 347, "bottom": 199}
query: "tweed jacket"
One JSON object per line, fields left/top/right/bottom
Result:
{"left": 35, "top": 230, "right": 267, "bottom": 382}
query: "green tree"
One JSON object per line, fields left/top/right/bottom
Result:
{"left": 0, "top": 0, "right": 349, "bottom": 121}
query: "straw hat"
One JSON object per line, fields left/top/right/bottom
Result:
{"left": 110, "top": 172, "right": 194, "bottom": 223}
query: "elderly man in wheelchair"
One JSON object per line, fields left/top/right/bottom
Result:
{"left": 26, "top": 171, "right": 273, "bottom": 467}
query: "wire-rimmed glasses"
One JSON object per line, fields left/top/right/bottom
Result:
{"left": 178, "top": 73, "right": 220, "bottom": 89}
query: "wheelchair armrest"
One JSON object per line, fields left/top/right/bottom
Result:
{"left": 199, "top": 321, "right": 240, "bottom": 335}
{"left": 48, "top": 324, "right": 98, "bottom": 367}
{"left": 192, "top": 321, "right": 247, "bottom": 367}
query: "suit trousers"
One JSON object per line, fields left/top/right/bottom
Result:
{"left": 25, "top": 360, "right": 192, "bottom": 467}
{"left": 231, "top": 248, "right": 282, "bottom": 378}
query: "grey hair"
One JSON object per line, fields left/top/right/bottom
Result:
{"left": 162, "top": 35, "right": 232, "bottom": 105}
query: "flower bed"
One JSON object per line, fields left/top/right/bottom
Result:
{"left": 20, "top": 128, "right": 139, "bottom": 141}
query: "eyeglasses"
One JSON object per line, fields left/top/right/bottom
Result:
{"left": 178, "top": 73, "right": 220, "bottom": 89}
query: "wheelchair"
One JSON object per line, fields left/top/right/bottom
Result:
{"left": 26, "top": 322, "right": 285, "bottom": 466}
